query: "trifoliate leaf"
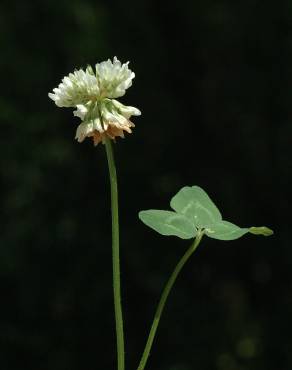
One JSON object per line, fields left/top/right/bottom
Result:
{"left": 139, "top": 185, "right": 273, "bottom": 241}
{"left": 205, "top": 220, "right": 249, "bottom": 240}
{"left": 170, "top": 186, "right": 222, "bottom": 227}
{"left": 138, "top": 210, "right": 197, "bottom": 239}
{"left": 249, "top": 226, "right": 274, "bottom": 236}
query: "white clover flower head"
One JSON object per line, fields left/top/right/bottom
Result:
{"left": 48, "top": 57, "right": 141, "bottom": 145}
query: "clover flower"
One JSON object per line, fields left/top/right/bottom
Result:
{"left": 49, "top": 57, "right": 141, "bottom": 145}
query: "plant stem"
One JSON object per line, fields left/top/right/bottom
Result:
{"left": 137, "top": 231, "right": 204, "bottom": 370}
{"left": 105, "top": 138, "right": 125, "bottom": 370}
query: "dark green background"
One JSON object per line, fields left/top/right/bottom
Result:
{"left": 0, "top": 0, "right": 290, "bottom": 369}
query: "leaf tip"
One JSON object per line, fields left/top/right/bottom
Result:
{"left": 249, "top": 226, "right": 274, "bottom": 237}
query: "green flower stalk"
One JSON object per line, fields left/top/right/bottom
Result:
{"left": 104, "top": 137, "right": 125, "bottom": 370}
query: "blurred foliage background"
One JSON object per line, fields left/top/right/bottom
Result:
{"left": 0, "top": 0, "right": 290, "bottom": 369}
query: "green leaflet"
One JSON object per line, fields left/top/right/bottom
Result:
{"left": 205, "top": 221, "right": 249, "bottom": 240}
{"left": 170, "top": 186, "right": 222, "bottom": 227}
{"left": 139, "top": 185, "right": 273, "bottom": 241}
{"left": 138, "top": 210, "right": 197, "bottom": 239}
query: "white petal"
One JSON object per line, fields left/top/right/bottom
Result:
{"left": 49, "top": 68, "right": 100, "bottom": 107}
{"left": 92, "top": 117, "right": 104, "bottom": 132}
{"left": 75, "top": 122, "right": 94, "bottom": 142}
{"left": 95, "top": 57, "right": 135, "bottom": 99}
{"left": 111, "top": 99, "right": 141, "bottom": 118}
{"left": 73, "top": 104, "right": 88, "bottom": 120}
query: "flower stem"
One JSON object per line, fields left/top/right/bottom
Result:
{"left": 136, "top": 231, "right": 204, "bottom": 370}
{"left": 104, "top": 138, "right": 125, "bottom": 370}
